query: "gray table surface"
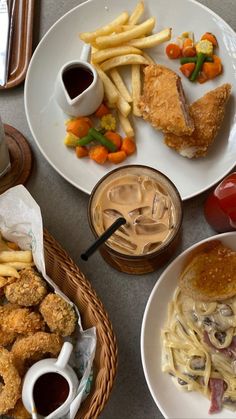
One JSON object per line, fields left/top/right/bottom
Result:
{"left": 1, "top": 1, "right": 236, "bottom": 418}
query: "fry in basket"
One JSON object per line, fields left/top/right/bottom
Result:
{"left": 0, "top": 250, "right": 33, "bottom": 263}
{"left": 80, "top": 11, "right": 129, "bottom": 43}
{"left": 100, "top": 54, "right": 149, "bottom": 72}
{"left": 128, "top": 1, "right": 145, "bottom": 25}
{"left": 109, "top": 69, "right": 132, "bottom": 102}
{"left": 131, "top": 64, "right": 142, "bottom": 116}
{"left": 96, "top": 17, "right": 156, "bottom": 48}
{"left": 0, "top": 264, "right": 20, "bottom": 278}
{"left": 2, "top": 261, "right": 35, "bottom": 270}
{"left": 91, "top": 45, "right": 143, "bottom": 64}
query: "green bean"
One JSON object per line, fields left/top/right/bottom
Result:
{"left": 190, "top": 53, "right": 206, "bottom": 82}
{"left": 180, "top": 56, "right": 213, "bottom": 65}
{"left": 89, "top": 127, "right": 117, "bottom": 152}
{"left": 76, "top": 134, "right": 93, "bottom": 146}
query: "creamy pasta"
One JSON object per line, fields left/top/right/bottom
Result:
{"left": 161, "top": 287, "right": 236, "bottom": 413}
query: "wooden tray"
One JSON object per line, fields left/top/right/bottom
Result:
{"left": 1, "top": 0, "right": 35, "bottom": 89}
{"left": 44, "top": 230, "right": 118, "bottom": 419}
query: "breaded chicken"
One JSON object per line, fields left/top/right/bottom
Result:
{"left": 139, "top": 64, "right": 194, "bottom": 136}
{"left": 179, "top": 240, "right": 236, "bottom": 301}
{"left": 5, "top": 268, "right": 48, "bottom": 306}
{"left": 39, "top": 293, "right": 77, "bottom": 336}
{"left": 164, "top": 83, "right": 231, "bottom": 158}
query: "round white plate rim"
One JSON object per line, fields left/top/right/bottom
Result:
{"left": 141, "top": 231, "right": 236, "bottom": 419}
{"left": 24, "top": 0, "right": 236, "bottom": 200}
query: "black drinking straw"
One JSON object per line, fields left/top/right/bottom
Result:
{"left": 81, "top": 217, "right": 126, "bottom": 261}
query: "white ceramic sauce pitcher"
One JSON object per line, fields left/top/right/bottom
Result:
{"left": 54, "top": 44, "right": 104, "bottom": 117}
{"left": 22, "top": 342, "right": 79, "bottom": 419}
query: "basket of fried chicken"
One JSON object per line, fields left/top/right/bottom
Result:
{"left": 0, "top": 185, "right": 117, "bottom": 419}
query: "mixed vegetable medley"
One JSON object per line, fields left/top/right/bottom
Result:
{"left": 165, "top": 31, "right": 222, "bottom": 83}
{"left": 64, "top": 102, "right": 136, "bottom": 165}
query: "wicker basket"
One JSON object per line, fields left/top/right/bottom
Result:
{"left": 43, "top": 230, "right": 118, "bottom": 419}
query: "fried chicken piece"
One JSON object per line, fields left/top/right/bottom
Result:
{"left": 8, "top": 398, "right": 31, "bottom": 419}
{"left": 139, "top": 64, "right": 194, "bottom": 136}
{"left": 39, "top": 293, "right": 77, "bottom": 336}
{"left": 0, "top": 306, "right": 45, "bottom": 334}
{"left": 5, "top": 268, "right": 48, "bottom": 306}
{"left": 0, "top": 347, "right": 21, "bottom": 414}
{"left": 164, "top": 83, "right": 231, "bottom": 158}
{"left": 11, "top": 332, "right": 63, "bottom": 376}
{"left": 179, "top": 240, "right": 236, "bottom": 301}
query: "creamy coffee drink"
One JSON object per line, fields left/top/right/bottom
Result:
{"left": 91, "top": 167, "right": 181, "bottom": 256}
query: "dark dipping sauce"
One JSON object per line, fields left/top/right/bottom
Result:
{"left": 62, "top": 66, "right": 94, "bottom": 99}
{"left": 33, "top": 372, "right": 70, "bottom": 416}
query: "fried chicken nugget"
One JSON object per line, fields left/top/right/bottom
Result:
{"left": 0, "top": 347, "right": 21, "bottom": 414}
{"left": 39, "top": 293, "right": 77, "bottom": 336}
{"left": 11, "top": 332, "right": 63, "bottom": 376}
{"left": 0, "top": 304, "right": 18, "bottom": 346}
{"left": 0, "top": 306, "right": 45, "bottom": 335}
{"left": 5, "top": 268, "right": 47, "bottom": 306}
{"left": 7, "top": 398, "right": 31, "bottom": 419}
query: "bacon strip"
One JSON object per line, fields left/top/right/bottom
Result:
{"left": 209, "top": 378, "right": 225, "bottom": 414}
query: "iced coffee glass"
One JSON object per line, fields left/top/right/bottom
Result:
{"left": 88, "top": 165, "right": 183, "bottom": 274}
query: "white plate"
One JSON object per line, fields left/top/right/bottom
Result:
{"left": 141, "top": 231, "right": 236, "bottom": 419}
{"left": 24, "top": 0, "right": 236, "bottom": 200}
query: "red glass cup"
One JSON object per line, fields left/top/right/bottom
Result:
{"left": 204, "top": 172, "right": 236, "bottom": 232}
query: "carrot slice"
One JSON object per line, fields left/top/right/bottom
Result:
{"left": 202, "top": 54, "right": 222, "bottom": 80}
{"left": 182, "top": 39, "right": 196, "bottom": 58}
{"left": 89, "top": 145, "right": 108, "bottom": 164}
{"left": 121, "top": 137, "right": 136, "bottom": 156}
{"left": 66, "top": 118, "right": 91, "bottom": 137}
{"left": 179, "top": 62, "right": 196, "bottom": 78}
{"left": 95, "top": 103, "right": 110, "bottom": 118}
{"left": 166, "top": 43, "right": 182, "bottom": 59}
{"left": 105, "top": 131, "right": 122, "bottom": 150}
{"left": 201, "top": 32, "right": 218, "bottom": 47}
{"left": 108, "top": 151, "right": 127, "bottom": 164}
{"left": 75, "top": 146, "right": 88, "bottom": 158}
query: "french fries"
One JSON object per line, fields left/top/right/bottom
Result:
{"left": 91, "top": 45, "right": 143, "bottom": 64}
{"left": 95, "top": 17, "right": 155, "bottom": 48}
{"left": 131, "top": 65, "right": 142, "bottom": 117}
{"left": 109, "top": 69, "right": 132, "bottom": 102}
{"left": 126, "top": 28, "right": 172, "bottom": 48}
{"left": 95, "top": 67, "right": 119, "bottom": 105}
{"left": 128, "top": 1, "right": 144, "bottom": 25}
{"left": 118, "top": 112, "right": 134, "bottom": 138}
{"left": 100, "top": 54, "right": 149, "bottom": 72}
{"left": 79, "top": 1, "right": 172, "bottom": 138}
{"left": 0, "top": 264, "right": 19, "bottom": 278}
{"left": 0, "top": 238, "right": 34, "bottom": 279}
{"left": 80, "top": 12, "right": 129, "bottom": 43}
{"left": 0, "top": 250, "right": 33, "bottom": 263}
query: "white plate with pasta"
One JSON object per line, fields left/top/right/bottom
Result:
{"left": 141, "top": 232, "right": 236, "bottom": 419}
{"left": 24, "top": 0, "right": 236, "bottom": 200}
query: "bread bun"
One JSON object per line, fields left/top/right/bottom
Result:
{"left": 179, "top": 240, "right": 236, "bottom": 301}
